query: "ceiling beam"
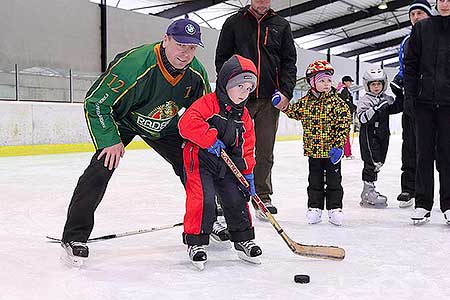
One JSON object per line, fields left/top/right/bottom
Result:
{"left": 309, "top": 20, "right": 410, "bottom": 51}
{"left": 277, "top": 0, "right": 339, "bottom": 18}
{"left": 292, "top": 0, "right": 411, "bottom": 38}
{"left": 337, "top": 36, "right": 405, "bottom": 58}
{"left": 365, "top": 52, "right": 399, "bottom": 63}
{"left": 156, "top": 0, "right": 227, "bottom": 19}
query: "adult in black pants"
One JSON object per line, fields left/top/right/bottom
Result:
{"left": 404, "top": 0, "right": 450, "bottom": 224}
{"left": 390, "top": 0, "right": 433, "bottom": 208}
{"left": 215, "top": 0, "right": 297, "bottom": 218}
{"left": 60, "top": 19, "right": 211, "bottom": 266}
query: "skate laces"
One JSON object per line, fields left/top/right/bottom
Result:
{"left": 69, "top": 241, "right": 87, "bottom": 248}
{"left": 189, "top": 245, "right": 206, "bottom": 253}
{"left": 239, "top": 240, "right": 256, "bottom": 250}
{"left": 212, "top": 221, "right": 227, "bottom": 234}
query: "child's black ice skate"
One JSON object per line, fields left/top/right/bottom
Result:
{"left": 60, "top": 241, "right": 89, "bottom": 267}
{"left": 234, "top": 240, "right": 262, "bottom": 264}
{"left": 210, "top": 220, "right": 230, "bottom": 242}
{"left": 188, "top": 245, "right": 207, "bottom": 271}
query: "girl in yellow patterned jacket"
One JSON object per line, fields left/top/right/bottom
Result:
{"left": 272, "top": 60, "right": 351, "bottom": 226}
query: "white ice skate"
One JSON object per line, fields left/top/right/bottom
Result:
{"left": 60, "top": 241, "right": 89, "bottom": 267}
{"left": 328, "top": 208, "right": 343, "bottom": 226}
{"left": 306, "top": 208, "right": 322, "bottom": 224}
{"left": 397, "top": 192, "right": 414, "bottom": 208}
{"left": 443, "top": 210, "right": 450, "bottom": 225}
{"left": 188, "top": 245, "right": 207, "bottom": 271}
{"left": 360, "top": 181, "right": 388, "bottom": 208}
{"left": 411, "top": 208, "right": 431, "bottom": 225}
{"left": 234, "top": 240, "right": 262, "bottom": 264}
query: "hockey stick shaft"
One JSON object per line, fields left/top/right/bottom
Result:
{"left": 220, "top": 150, "right": 345, "bottom": 260}
{"left": 46, "top": 222, "right": 183, "bottom": 243}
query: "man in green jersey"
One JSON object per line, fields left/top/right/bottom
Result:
{"left": 60, "top": 19, "right": 211, "bottom": 267}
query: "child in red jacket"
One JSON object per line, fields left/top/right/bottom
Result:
{"left": 178, "top": 55, "right": 261, "bottom": 270}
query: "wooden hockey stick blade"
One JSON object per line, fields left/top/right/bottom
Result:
{"left": 220, "top": 149, "right": 345, "bottom": 261}
{"left": 46, "top": 222, "right": 183, "bottom": 244}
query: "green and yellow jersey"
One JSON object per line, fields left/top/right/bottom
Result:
{"left": 84, "top": 42, "right": 211, "bottom": 150}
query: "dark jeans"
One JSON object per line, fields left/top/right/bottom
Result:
{"left": 415, "top": 105, "right": 450, "bottom": 212}
{"left": 307, "top": 158, "right": 343, "bottom": 210}
{"left": 62, "top": 129, "right": 184, "bottom": 243}
{"left": 246, "top": 98, "right": 280, "bottom": 200}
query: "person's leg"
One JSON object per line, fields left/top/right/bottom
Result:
{"left": 400, "top": 113, "right": 416, "bottom": 197}
{"left": 325, "top": 159, "right": 343, "bottom": 210}
{"left": 307, "top": 158, "right": 325, "bottom": 209}
{"left": 414, "top": 106, "right": 436, "bottom": 211}
{"left": 62, "top": 132, "right": 135, "bottom": 243}
{"left": 436, "top": 107, "right": 450, "bottom": 214}
{"left": 246, "top": 99, "right": 280, "bottom": 206}
{"left": 343, "top": 135, "right": 352, "bottom": 157}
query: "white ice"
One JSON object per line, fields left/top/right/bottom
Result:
{"left": 1, "top": 135, "right": 449, "bottom": 300}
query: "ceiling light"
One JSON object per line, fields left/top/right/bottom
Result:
{"left": 378, "top": 1, "right": 388, "bottom": 10}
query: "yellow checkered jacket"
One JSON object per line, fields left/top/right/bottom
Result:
{"left": 284, "top": 88, "right": 351, "bottom": 158}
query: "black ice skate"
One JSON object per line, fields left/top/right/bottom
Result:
{"left": 234, "top": 240, "right": 262, "bottom": 264}
{"left": 61, "top": 241, "right": 89, "bottom": 267}
{"left": 253, "top": 197, "right": 277, "bottom": 221}
{"left": 397, "top": 192, "right": 414, "bottom": 208}
{"left": 411, "top": 208, "right": 431, "bottom": 225}
{"left": 210, "top": 220, "right": 230, "bottom": 242}
{"left": 188, "top": 245, "right": 207, "bottom": 271}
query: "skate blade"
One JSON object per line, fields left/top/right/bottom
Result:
{"left": 191, "top": 260, "right": 206, "bottom": 271}
{"left": 411, "top": 217, "right": 430, "bottom": 225}
{"left": 399, "top": 199, "right": 414, "bottom": 208}
{"left": 360, "top": 201, "right": 388, "bottom": 209}
{"left": 237, "top": 251, "right": 261, "bottom": 265}
{"left": 328, "top": 219, "right": 342, "bottom": 226}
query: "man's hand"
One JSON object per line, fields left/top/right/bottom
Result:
{"left": 98, "top": 142, "right": 125, "bottom": 170}
{"left": 271, "top": 90, "right": 290, "bottom": 111}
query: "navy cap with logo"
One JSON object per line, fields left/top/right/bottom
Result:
{"left": 166, "top": 18, "right": 204, "bottom": 48}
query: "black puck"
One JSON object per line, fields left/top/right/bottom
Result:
{"left": 294, "top": 274, "right": 310, "bottom": 284}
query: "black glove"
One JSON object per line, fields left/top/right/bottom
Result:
{"left": 390, "top": 74, "right": 404, "bottom": 98}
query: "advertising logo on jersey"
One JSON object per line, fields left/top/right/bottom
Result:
{"left": 133, "top": 101, "right": 179, "bottom": 135}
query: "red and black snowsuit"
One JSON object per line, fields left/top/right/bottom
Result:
{"left": 179, "top": 56, "right": 257, "bottom": 246}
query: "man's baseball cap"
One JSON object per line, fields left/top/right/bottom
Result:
{"left": 166, "top": 18, "right": 204, "bottom": 48}
{"left": 342, "top": 75, "right": 354, "bottom": 83}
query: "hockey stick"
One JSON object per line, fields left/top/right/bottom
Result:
{"left": 46, "top": 222, "right": 183, "bottom": 244}
{"left": 221, "top": 150, "right": 345, "bottom": 261}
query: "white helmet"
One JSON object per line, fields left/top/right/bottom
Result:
{"left": 363, "top": 68, "right": 388, "bottom": 93}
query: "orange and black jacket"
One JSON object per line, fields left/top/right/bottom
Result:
{"left": 215, "top": 5, "right": 297, "bottom": 100}
{"left": 178, "top": 92, "right": 255, "bottom": 175}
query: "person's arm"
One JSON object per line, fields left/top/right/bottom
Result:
{"left": 404, "top": 24, "right": 421, "bottom": 106}
{"left": 278, "top": 22, "right": 297, "bottom": 100}
{"left": 332, "top": 99, "right": 351, "bottom": 148}
{"left": 215, "top": 17, "right": 235, "bottom": 75}
{"left": 357, "top": 95, "right": 379, "bottom": 125}
{"left": 283, "top": 96, "right": 304, "bottom": 121}
{"left": 240, "top": 109, "right": 256, "bottom": 175}
{"left": 178, "top": 94, "right": 218, "bottom": 149}
{"left": 387, "top": 94, "right": 404, "bottom": 115}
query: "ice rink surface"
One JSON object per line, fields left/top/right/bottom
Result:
{"left": 1, "top": 135, "right": 449, "bottom": 300}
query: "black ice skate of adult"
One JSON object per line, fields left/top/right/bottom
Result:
{"left": 221, "top": 149, "right": 345, "bottom": 261}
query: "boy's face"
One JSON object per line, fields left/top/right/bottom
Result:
{"left": 227, "top": 82, "right": 254, "bottom": 105}
{"left": 315, "top": 78, "right": 332, "bottom": 93}
{"left": 162, "top": 35, "right": 197, "bottom": 70}
{"left": 438, "top": 0, "right": 450, "bottom": 16}
{"left": 369, "top": 81, "right": 383, "bottom": 95}
{"left": 409, "top": 9, "right": 430, "bottom": 25}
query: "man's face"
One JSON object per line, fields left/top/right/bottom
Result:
{"left": 343, "top": 81, "right": 352, "bottom": 88}
{"left": 409, "top": 9, "right": 430, "bottom": 25}
{"left": 250, "top": 0, "right": 271, "bottom": 16}
{"left": 162, "top": 35, "right": 197, "bottom": 70}
{"left": 438, "top": 0, "right": 450, "bottom": 16}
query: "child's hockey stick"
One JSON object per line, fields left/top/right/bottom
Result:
{"left": 46, "top": 222, "right": 183, "bottom": 243}
{"left": 221, "top": 150, "right": 345, "bottom": 261}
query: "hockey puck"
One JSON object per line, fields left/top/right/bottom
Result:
{"left": 294, "top": 274, "right": 310, "bottom": 284}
